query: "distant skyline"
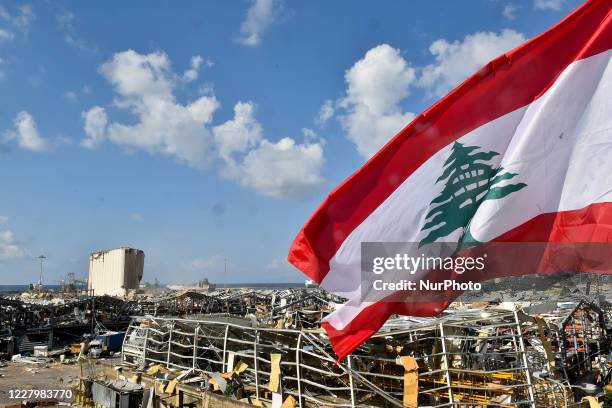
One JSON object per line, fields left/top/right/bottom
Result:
{"left": 0, "top": 0, "right": 581, "bottom": 284}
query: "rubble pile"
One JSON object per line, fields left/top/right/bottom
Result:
{"left": 139, "top": 288, "right": 340, "bottom": 329}
{"left": 111, "top": 297, "right": 610, "bottom": 407}
{"left": 2, "top": 286, "right": 609, "bottom": 406}
{"left": 0, "top": 294, "right": 135, "bottom": 357}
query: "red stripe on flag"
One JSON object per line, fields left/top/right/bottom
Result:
{"left": 322, "top": 300, "right": 453, "bottom": 362}
{"left": 494, "top": 201, "right": 612, "bottom": 242}
{"left": 288, "top": 0, "right": 612, "bottom": 283}
{"left": 323, "top": 201, "right": 612, "bottom": 361}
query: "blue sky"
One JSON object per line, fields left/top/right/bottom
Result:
{"left": 0, "top": 0, "right": 582, "bottom": 284}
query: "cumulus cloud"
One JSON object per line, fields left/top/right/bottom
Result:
{"left": 64, "top": 91, "right": 79, "bottom": 102}
{"left": 503, "top": 4, "right": 519, "bottom": 20}
{"left": 182, "top": 55, "right": 206, "bottom": 82}
{"left": 212, "top": 101, "right": 263, "bottom": 160}
{"left": 301, "top": 127, "right": 318, "bottom": 142}
{"left": 84, "top": 51, "right": 324, "bottom": 199}
{"left": 4, "top": 111, "right": 54, "bottom": 152}
{"left": 0, "top": 220, "right": 23, "bottom": 261}
{"left": 89, "top": 50, "right": 220, "bottom": 168}
{"left": 337, "top": 44, "right": 416, "bottom": 158}
{"left": 0, "top": 4, "right": 34, "bottom": 41}
{"left": 534, "top": 0, "right": 564, "bottom": 10}
{"left": 226, "top": 136, "right": 324, "bottom": 198}
{"left": 214, "top": 101, "right": 324, "bottom": 198}
{"left": 0, "top": 230, "right": 22, "bottom": 261}
{"left": 0, "top": 28, "right": 14, "bottom": 42}
{"left": 321, "top": 31, "right": 526, "bottom": 159}
{"left": 316, "top": 99, "right": 334, "bottom": 126}
{"left": 81, "top": 106, "right": 108, "bottom": 149}
{"left": 3, "top": 5, "right": 34, "bottom": 31}
{"left": 418, "top": 29, "right": 525, "bottom": 98}
{"left": 237, "top": 0, "right": 283, "bottom": 46}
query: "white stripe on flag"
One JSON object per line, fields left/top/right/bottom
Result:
{"left": 322, "top": 49, "right": 612, "bottom": 331}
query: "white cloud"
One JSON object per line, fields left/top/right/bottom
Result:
{"left": 534, "top": 0, "right": 564, "bottom": 10}
{"left": 0, "top": 216, "right": 8, "bottom": 224}
{"left": 4, "top": 111, "right": 54, "bottom": 152}
{"left": 0, "top": 28, "right": 14, "bottom": 42}
{"left": 227, "top": 137, "right": 324, "bottom": 198}
{"left": 316, "top": 99, "right": 334, "bottom": 126}
{"left": 213, "top": 101, "right": 262, "bottom": 160}
{"left": 418, "top": 29, "right": 525, "bottom": 98}
{"left": 215, "top": 101, "right": 325, "bottom": 198}
{"left": 64, "top": 90, "right": 78, "bottom": 102}
{"left": 90, "top": 50, "right": 220, "bottom": 168}
{"left": 337, "top": 44, "right": 416, "bottom": 158}
{"left": 182, "top": 55, "right": 204, "bottom": 82}
{"left": 0, "top": 4, "right": 34, "bottom": 40}
{"left": 198, "top": 82, "right": 215, "bottom": 95}
{"left": 325, "top": 32, "right": 526, "bottom": 159}
{"left": 301, "top": 127, "right": 318, "bottom": 142}
{"left": 340, "top": 106, "right": 414, "bottom": 159}
{"left": 237, "top": 0, "right": 283, "bottom": 46}
{"left": 8, "top": 5, "right": 34, "bottom": 31}
{"left": 81, "top": 106, "right": 108, "bottom": 149}
{"left": 503, "top": 4, "right": 519, "bottom": 20}
{"left": 344, "top": 45, "right": 416, "bottom": 116}
{"left": 0, "top": 220, "right": 23, "bottom": 261}
{"left": 86, "top": 51, "right": 324, "bottom": 199}
{"left": 56, "top": 10, "right": 94, "bottom": 51}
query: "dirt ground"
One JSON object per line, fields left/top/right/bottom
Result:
{"left": 0, "top": 361, "right": 81, "bottom": 406}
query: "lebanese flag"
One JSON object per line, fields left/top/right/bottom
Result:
{"left": 288, "top": 0, "right": 612, "bottom": 361}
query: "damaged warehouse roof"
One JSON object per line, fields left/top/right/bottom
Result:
{"left": 2, "top": 285, "right": 610, "bottom": 407}
{"left": 112, "top": 290, "right": 611, "bottom": 407}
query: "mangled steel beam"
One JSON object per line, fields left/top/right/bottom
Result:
{"left": 120, "top": 304, "right": 604, "bottom": 407}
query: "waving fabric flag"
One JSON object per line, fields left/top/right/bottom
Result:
{"left": 288, "top": 0, "right": 612, "bottom": 361}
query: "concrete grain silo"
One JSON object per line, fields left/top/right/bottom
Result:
{"left": 87, "top": 247, "right": 144, "bottom": 297}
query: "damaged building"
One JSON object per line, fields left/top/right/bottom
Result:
{"left": 2, "top": 275, "right": 610, "bottom": 407}
{"left": 77, "top": 289, "right": 611, "bottom": 408}
{"left": 88, "top": 248, "right": 145, "bottom": 297}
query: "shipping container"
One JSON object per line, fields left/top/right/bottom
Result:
{"left": 95, "top": 331, "right": 126, "bottom": 352}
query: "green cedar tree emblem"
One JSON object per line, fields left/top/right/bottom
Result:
{"left": 419, "top": 141, "right": 526, "bottom": 248}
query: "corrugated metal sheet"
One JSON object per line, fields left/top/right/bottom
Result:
{"left": 88, "top": 247, "right": 144, "bottom": 297}
{"left": 91, "top": 380, "right": 142, "bottom": 408}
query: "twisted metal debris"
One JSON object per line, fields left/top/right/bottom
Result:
{"left": 120, "top": 296, "right": 611, "bottom": 407}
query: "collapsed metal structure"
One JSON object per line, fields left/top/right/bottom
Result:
{"left": 139, "top": 289, "right": 338, "bottom": 329}
{"left": 4, "top": 286, "right": 607, "bottom": 406}
{"left": 120, "top": 299, "right": 610, "bottom": 407}
{"left": 0, "top": 294, "right": 136, "bottom": 356}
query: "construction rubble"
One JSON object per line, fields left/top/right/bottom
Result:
{"left": 0, "top": 280, "right": 610, "bottom": 407}
{"left": 0, "top": 292, "right": 136, "bottom": 357}
{"left": 69, "top": 286, "right": 611, "bottom": 408}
